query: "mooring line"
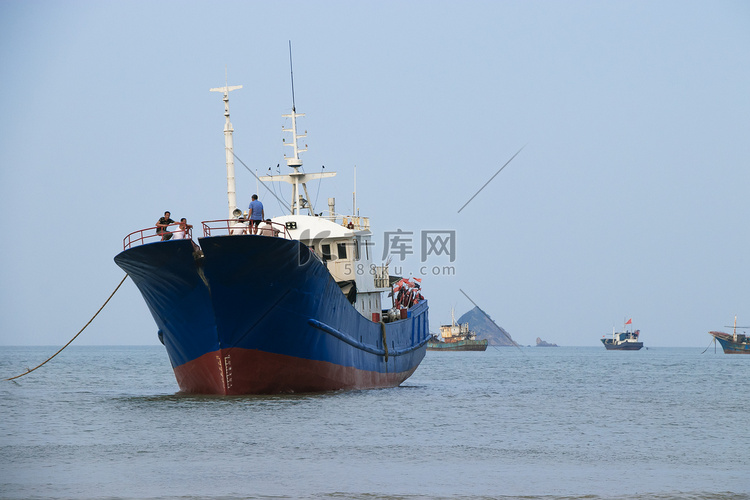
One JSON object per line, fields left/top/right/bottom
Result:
{"left": 5, "top": 273, "right": 129, "bottom": 381}
{"left": 700, "top": 337, "right": 716, "bottom": 355}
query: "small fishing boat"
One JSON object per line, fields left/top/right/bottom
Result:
{"left": 709, "top": 316, "right": 750, "bottom": 354}
{"left": 114, "top": 65, "right": 430, "bottom": 394}
{"left": 601, "top": 319, "right": 643, "bottom": 351}
{"left": 427, "top": 311, "right": 488, "bottom": 351}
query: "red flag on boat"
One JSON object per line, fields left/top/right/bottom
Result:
{"left": 625, "top": 318, "right": 632, "bottom": 325}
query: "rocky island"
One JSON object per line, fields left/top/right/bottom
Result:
{"left": 535, "top": 337, "right": 558, "bottom": 347}
{"left": 457, "top": 306, "right": 517, "bottom": 346}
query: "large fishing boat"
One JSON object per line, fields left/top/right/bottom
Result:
{"left": 114, "top": 74, "right": 430, "bottom": 394}
{"left": 709, "top": 316, "right": 750, "bottom": 354}
{"left": 601, "top": 319, "right": 643, "bottom": 351}
{"left": 427, "top": 311, "right": 487, "bottom": 351}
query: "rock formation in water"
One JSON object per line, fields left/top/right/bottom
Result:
{"left": 535, "top": 337, "right": 558, "bottom": 347}
{"left": 457, "top": 306, "right": 516, "bottom": 346}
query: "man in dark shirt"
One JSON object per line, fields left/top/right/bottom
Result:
{"left": 156, "top": 211, "right": 175, "bottom": 240}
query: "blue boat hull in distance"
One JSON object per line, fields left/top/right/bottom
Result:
{"left": 427, "top": 338, "right": 488, "bottom": 351}
{"left": 115, "top": 236, "right": 430, "bottom": 394}
{"left": 601, "top": 341, "right": 643, "bottom": 351}
{"left": 709, "top": 331, "right": 750, "bottom": 354}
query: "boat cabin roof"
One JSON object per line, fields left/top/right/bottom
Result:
{"left": 272, "top": 214, "right": 369, "bottom": 241}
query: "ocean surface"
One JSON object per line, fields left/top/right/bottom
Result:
{"left": 1, "top": 345, "right": 748, "bottom": 500}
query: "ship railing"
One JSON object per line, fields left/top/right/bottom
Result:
{"left": 122, "top": 223, "right": 193, "bottom": 250}
{"left": 319, "top": 211, "right": 370, "bottom": 231}
{"left": 201, "top": 219, "right": 293, "bottom": 239}
{"left": 340, "top": 215, "right": 370, "bottom": 231}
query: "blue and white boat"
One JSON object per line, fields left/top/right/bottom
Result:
{"left": 114, "top": 77, "right": 430, "bottom": 394}
{"left": 709, "top": 316, "right": 750, "bottom": 354}
{"left": 601, "top": 319, "right": 643, "bottom": 351}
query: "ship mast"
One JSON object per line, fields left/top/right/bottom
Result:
{"left": 282, "top": 99, "right": 308, "bottom": 214}
{"left": 210, "top": 74, "right": 243, "bottom": 218}
{"left": 259, "top": 44, "right": 335, "bottom": 215}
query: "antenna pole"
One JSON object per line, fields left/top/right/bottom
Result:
{"left": 289, "top": 40, "right": 296, "bottom": 111}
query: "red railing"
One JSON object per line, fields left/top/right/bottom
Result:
{"left": 123, "top": 220, "right": 293, "bottom": 250}
{"left": 122, "top": 223, "right": 194, "bottom": 250}
{"left": 201, "top": 219, "right": 292, "bottom": 239}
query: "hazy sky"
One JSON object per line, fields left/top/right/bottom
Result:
{"left": 1, "top": 0, "right": 749, "bottom": 349}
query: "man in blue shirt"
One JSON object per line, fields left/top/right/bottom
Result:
{"left": 248, "top": 194, "right": 264, "bottom": 235}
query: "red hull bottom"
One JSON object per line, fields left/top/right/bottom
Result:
{"left": 173, "top": 348, "right": 417, "bottom": 395}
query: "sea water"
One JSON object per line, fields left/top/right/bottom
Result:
{"left": 1, "top": 345, "right": 748, "bottom": 500}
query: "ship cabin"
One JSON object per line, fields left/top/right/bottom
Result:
{"left": 612, "top": 330, "right": 639, "bottom": 342}
{"left": 439, "top": 322, "right": 473, "bottom": 343}
{"left": 272, "top": 213, "right": 391, "bottom": 323}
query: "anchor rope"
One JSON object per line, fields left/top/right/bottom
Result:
{"left": 700, "top": 336, "right": 716, "bottom": 355}
{"left": 5, "top": 273, "right": 129, "bottom": 381}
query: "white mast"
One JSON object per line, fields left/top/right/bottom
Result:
{"left": 283, "top": 105, "right": 307, "bottom": 214}
{"left": 261, "top": 106, "right": 335, "bottom": 215}
{"left": 259, "top": 44, "right": 335, "bottom": 215}
{"left": 210, "top": 74, "right": 242, "bottom": 219}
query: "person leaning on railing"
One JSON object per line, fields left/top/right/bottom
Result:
{"left": 156, "top": 211, "right": 175, "bottom": 240}
{"left": 172, "top": 218, "right": 192, "bottom": 240}
{"left": 258, "top": 219, "right": 280, "bottom": 237}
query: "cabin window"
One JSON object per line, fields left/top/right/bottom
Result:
{"left": 321, "top": 244, "right": 332, "bottom": 261}
{"left": 354, "top": 238, "right": 361, "bottom": 261}
{"left": 337, "top": 243, "right": 347, "bottom": 260}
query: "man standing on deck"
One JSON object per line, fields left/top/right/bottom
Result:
{"left": 248, "top": 194, "right": 264, "bottom": 235}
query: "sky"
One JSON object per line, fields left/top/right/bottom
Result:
{"left": 1, "top": 0, "right": 749, "bottom": 349}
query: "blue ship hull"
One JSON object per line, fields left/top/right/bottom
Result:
{"left": 601, "top": 341, "right": 643, "bottom": 351}
{"left": 114, "top": 235, "right": 429, "bottom": 394}
{"left": 710, "top": 332, "right": 750, "bottom": 354}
